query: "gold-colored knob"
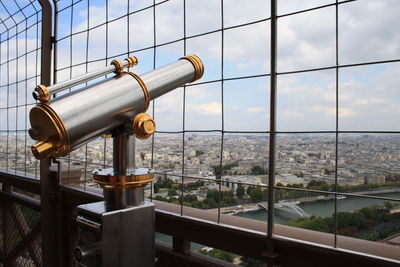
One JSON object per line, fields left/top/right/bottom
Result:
{"left": 32, "top": 141, "right": 54, "bottom": 159}
{"left": 125, "top": 56, "right": 138, "bottom": 68}
{"left": 33, "top": 85, "right": 50, "bottom": 103}
{"left": 111, "top": 60, "right": 124, "bottom": 74}
{"left": 133, "top": 113, "right": 156, "bottom": 139}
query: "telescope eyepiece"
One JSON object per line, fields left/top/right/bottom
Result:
{"left": 31, "top": 141, "right": 54, "bottom": 159}
{"left": 33, "top": 85, "right": 50, "bottom": 102}
{"left": 32, "top": 91, "right": 39, "bottom": 101}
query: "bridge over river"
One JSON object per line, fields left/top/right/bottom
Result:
{"left": 258, "top": 202, "right": 310, "bottom": 218}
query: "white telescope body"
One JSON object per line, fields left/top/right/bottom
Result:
{"left": 29, "top": 55, "right": 203, "bottom": 159}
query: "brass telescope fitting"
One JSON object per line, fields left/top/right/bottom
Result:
{"left": 125, "top": 56, "right": 138, "bottom": 68}
{"left": 111, "top": 56, "right": 138, "bottom": 74}
{"left": 29, "top": 104, "right": 69, "bottom": 159}
{"left": 32, "top": 85, "right": 50, "bottom": 102}
{"left": 123, "top": 71, "right": 150, "bottom": 112}
{"left": 180, "top": 54, "right": 204, "bottom": 82}
{"left": 92, "top": 168, "right": 155, "bottom": 190}
{"left": 133, "top": 113, "right": 156, "bottom": 139}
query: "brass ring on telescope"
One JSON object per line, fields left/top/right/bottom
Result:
{"left": 125, "top": 56, "right": 138, "bottom": 68}
{"left": 92, "top": 168, "right": 155, "bottom": 190}
{"left": 180, "top": 54, "right": 204, "bottom": 82}
{"left": 111, "top": 59, "right": 124, "bottom": 74}
{"left": 33, "top": 84, "right": 50, "bottom": 103}
{"left": 123, "top": 71, "right": 150, "bottom": 112}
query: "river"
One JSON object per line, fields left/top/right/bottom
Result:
{"left": 236, "top": 192, "right": 400, "bottom": 224}
{"left": 155, "top": 192, "right": 400, "bottom": 250}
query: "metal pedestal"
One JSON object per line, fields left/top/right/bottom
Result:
{"left": 75, "top": 201, "right": 155, "bottom": 267}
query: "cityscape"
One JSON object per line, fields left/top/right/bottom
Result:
{"left": 1, "top": 133, "right": 400, "bottom": 258}
{"left": 3, "top": 133, "right": 398, "bottom": 185}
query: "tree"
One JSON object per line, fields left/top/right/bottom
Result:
{"left": 153, "top": 195, "right": 164, "bottom": 201}
{"left": 247, "top": 186, "right": 255, "bottom": 195}
{"left": 207, "top": 189, "right": 220, "bottom": 203}
{"left": 212, "top": 165, "right": 222, "bottom": 179}
{"left": 249, "top": 187, "right": 265, "bottom": 202}
{"left": 182, "top": 194, "right": 197, "bottom": 203}
{"left": 250, "top": 165, "right": 266, "bottom": 175}
{"left": 236, "top": 185, "right": 245, "bottom": 199}
{"left": 199, "top": 249, "right": 234, "bottom": 263}
{"left": 287, "top": 216, "right": 330, "bottom": 233}
{"left": 195, "top": 150, "right": 205, "bottom": 156}
{"left": 336, "top": 212, "right": 366, "bottom": 230}
{"left": 167, "top": 188, "right": 177, "bottom": 197}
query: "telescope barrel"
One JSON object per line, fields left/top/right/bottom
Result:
{"left": 32, "top": 56, "right": 138, "bottom": 102}
{"left": 141, "top": 54, "right": 203, "bottom": 100}
{"left": 29, "top": 55, "right": 203, "bottom": 159}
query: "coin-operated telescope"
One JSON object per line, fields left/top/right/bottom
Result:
{"left": 29, "top": 55, "right": 204, "bottom": 266}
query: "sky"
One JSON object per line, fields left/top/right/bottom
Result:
{"left": 0, "top": 0, "right": 400, "bottom": 133}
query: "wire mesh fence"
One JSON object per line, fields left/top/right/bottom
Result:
{"left": 1, "top": 0, "right": 400, "bottom": 261}
{"left": 0, "top": 200, "right": 42, "bottom": 266}
{"left": 0, "top": 0, "right": 42, "bottom": 178}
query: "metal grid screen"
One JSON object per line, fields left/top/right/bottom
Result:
{"left": 0, "top": 0, "right": 42, "bottom": 177}
{"left": 1, "top": 0, "right": 400, "bottom": 263}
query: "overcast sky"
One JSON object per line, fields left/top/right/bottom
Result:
{"left": 1, "top": 0, "right": 399, "bottom": 132}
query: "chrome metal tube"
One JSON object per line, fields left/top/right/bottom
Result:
{"left": 47, "top": 65, "right": 116, "bottom": 96}
{"left": 142, "top": 58, "right": 196, "bottom": 100}
{"left": 126, "top": 135, "right": 136, "bottom": 172}
{"left": 113, "top": 133, "right": 136, "bottom": 175}
{"left": 32, "top": 56, "right": 138, "bottom": 102}
{"left": 110, "top": 133, "right": 140, "bottom": 209}
{"left": 75, "top": 243, "right": 101, "bottom": 262}
{"left": 103, "top": 188, "right": 144, "bottom": 210}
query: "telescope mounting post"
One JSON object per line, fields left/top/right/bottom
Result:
{"left": 92, "top": 118, "right": 156, "bottom": 211}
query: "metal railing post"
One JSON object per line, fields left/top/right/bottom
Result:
{"left": 37, "top": 1, "right": 56, "bottom": 266}
{"left": 266, "top": 0, "right": 278, "bottom": 266}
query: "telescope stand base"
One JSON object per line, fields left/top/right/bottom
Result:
{"left": 75, "top": 201, "right": 155, "bottom": 267}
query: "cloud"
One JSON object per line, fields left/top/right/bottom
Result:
{"left": 339, "top": 107, "right": 355, "bottom": 118}
{"left": 246, "top": 107, "right": 267, "bottom": 114}
{"left": 188, "top": 102, "right": 222, "bottom": 116}
{"left": 187, "top": 87, "right": 214, "bottom": 100}
{"left": 338, "top": 0, "right": 400, "bottom": 64}
{"left": 2, "top": 0, "right": 399, "bottom": 133}
{"left": 338, "top": 63, "right": 400, "bottom": 131}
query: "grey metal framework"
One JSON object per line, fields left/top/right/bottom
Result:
{"left": 50, "top": 0, "right": 400, "bottom": 248}
{"left": 1, "top": 0, "right": 400, "bottom": 266}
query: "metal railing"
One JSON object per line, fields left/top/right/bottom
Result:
{"left": 1, "top": 0, "right": 400, "bottom": 266}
